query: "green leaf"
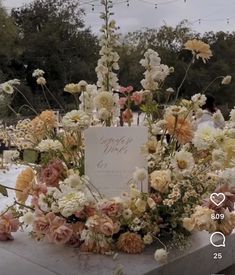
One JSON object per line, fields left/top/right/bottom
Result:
{"left": 0, "top": 185, "right": 8, "bottom": 197}
{"left": 23, "top": 150, "right": 39, "bottom": 164}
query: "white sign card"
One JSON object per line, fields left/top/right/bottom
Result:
{"left": 84, "top": 127, "right": 148, "bottom": 197}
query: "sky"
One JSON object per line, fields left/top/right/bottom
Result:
{"left": 3, "top": 0, "right": 235, "bottom": 34}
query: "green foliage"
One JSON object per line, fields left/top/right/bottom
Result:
{"left": 119, "top": 21, "right": 235, "bottom": 109}
{"left": 0, "top": 0, "right": 234, "bottom": 117}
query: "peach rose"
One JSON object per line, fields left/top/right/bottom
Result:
{"left": 99, "top": 216, "right": 120, "bottom": 236}
{"left": 47, "top": 216, "right": 73, "bottom": 245}
{"left": 0, "top": 212, "right": 20, "bottom": 241}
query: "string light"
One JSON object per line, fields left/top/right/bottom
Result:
{"left": 4, "top": 0, "right": 235, "bottom": 28}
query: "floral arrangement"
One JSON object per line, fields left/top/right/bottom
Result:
{"left": 0, "top": 0, "right": 235, "bottom": 265}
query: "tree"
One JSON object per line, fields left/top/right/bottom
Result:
{"left": 11, "top": 0, "right": 99, "bottom": 110}
{"left": 118, "top": 22, "right": 235, "bottom": 110}
{"left": 0, "top": 1, "right": 20, "bottom": 81}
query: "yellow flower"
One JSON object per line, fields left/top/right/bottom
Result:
{"left": 39, "top": 110, "right": 57, "bottom": 128}
{"left": 184, "top": 39, "right": 212, "bottom": 63}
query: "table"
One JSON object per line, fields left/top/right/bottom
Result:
{"left": 0, "top": 166, "right": 235, "bottom": 275}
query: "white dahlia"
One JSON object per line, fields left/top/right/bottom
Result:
{"left": 94, "top": 91, "right": 114, "bottom": 111}
{"left": 36, "top": 139, "right": 63, "bottom": 152}
{"left": 62, "top": 110, "right": 90, "bottom": 129}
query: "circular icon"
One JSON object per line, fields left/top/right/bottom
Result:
{"left": 210, "top": 232, "right": 226, "bottom": 248}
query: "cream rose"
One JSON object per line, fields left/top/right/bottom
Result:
{"left": 150, "top": 170, "right": 171, "bottom": 193}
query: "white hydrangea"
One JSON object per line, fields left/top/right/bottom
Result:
{"left": 58, "top": 192, "right": 87, "bottom": 217}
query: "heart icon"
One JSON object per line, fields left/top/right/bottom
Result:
{"left": 210, "top": 193, "right": 226, "bottom": 207}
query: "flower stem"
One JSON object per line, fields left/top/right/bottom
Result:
{"left": 201, "top": 76, "right": 223, "bottom": 94}
{"left": 174, "top": 57, "right": 194, "bottom": 103}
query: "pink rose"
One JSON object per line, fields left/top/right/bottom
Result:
{"left": 122, "top": 109, "right": 133, "bottom": 123}
{"left": 120, "top": 86, "right": 134, "bottom": 94}
{"left": 41, "top": 160, "right": 66, "bottom": 187}
{"left": 100, "top": 200, "right": 123, "bottom": 217}
{"left": 47, "top": 216, "right": 73, "bottom": 245}
{"left": 131, "top": 92, "right": 142, "bottom": 105}
{"left": 118, "top": 97, "right": 127, "bottom": 109}
{"left": 33, "top": 212, "right": 56, "bottom": 234}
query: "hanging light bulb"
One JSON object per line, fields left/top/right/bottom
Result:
{"left": 92, "top": 4, "right": 94, "bottom": 11}
{"left": 155, "top": 3, "right": 158, "bottom": 9}
{"left": 127, "top": 0, "right": 130, "bottom": 7}
{"left": 227, "top": 18, "right": 230, "bottom": 24}
{"left": 198, "top": 19, "right": 201, "bottom": 24}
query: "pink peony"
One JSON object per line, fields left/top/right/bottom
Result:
{"left": 131, "top": 92, "right": 143, "bottom": 105}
